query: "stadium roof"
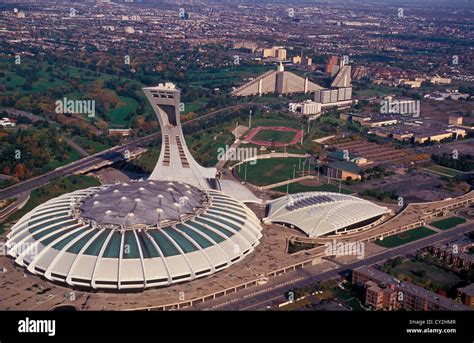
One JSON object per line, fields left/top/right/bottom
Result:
{"left": 264, "top": 192, "right": 390, "bottom": 238}
{"left": 6, "top": 180, "right": 262, "bottom": 290}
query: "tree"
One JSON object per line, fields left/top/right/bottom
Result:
{"left": 13, "top": 163, "right": 27, "bottom": 179}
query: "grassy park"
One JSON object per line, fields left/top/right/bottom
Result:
{"left": 72, "top": 136, "right": 112, "bottom": 155}
{"left": 430, "top": 217, "right": 466, "bottom": 230}
{"left": 375, "top": 226, "right": 436, "bottom": 248}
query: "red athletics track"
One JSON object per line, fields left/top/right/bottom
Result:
{"left": 244, "top": 126, "right": 303, "bottom": 147}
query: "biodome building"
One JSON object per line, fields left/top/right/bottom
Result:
{"left": 264, "top": 192, "right": 391, "bottom": 238}
{"left": 6, "top": 83, "right": 263, "bottom": 291}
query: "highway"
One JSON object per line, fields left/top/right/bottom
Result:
{"left": 0, "top": 103, "right": 259, "bottom": 202}
{"left": 199, "top": 223, "right": 473, "bottom": 311}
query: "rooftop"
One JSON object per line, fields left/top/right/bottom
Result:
{"left": 355, "top": 266, "right": 472, "bottom": 311}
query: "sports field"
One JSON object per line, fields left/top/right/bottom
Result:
{"left": 253, "top": 129, "right": 296, "bottom": 144}
{"left": 235, "top": 157, "right": 302, "bottom": 186}
{"left": 375, "top": 226, "right": 436, "bottom": 248}
{"left": 245, "top": 126, "right": 303, "bottom": 147}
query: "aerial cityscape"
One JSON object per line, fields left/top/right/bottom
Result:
{"left": 0, "top": 0, "right": 473, "bottom": 337}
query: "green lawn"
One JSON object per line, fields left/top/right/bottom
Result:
{"left": 184, "top": 98, "right": 209, "bottom": 113}
{"left": 188, "top": 130, "right": 235, "bottom": 167}
{"left": 425, "top": 165, "right": 463, "bottom": 177}
{"left": 252, "top": 117, "right": 302, "bottom": 130}
{"left": 252, "top": 129, "right": 297, "bottom": 144}
{"left": 0, "top": 175, "right": 100, "bottom": 234}
{"left": 386, "top": 259, "right": 464, "bottom": 292}
{"left": 107, "top": 96, "right": 139, "bottom": 127}
{"left": 2, "top": 71, "right": 25, "bottom": 89}
{"left": 271, "top": 182, "right": 353, "bottom": 194}
{"left": 332, "top": 286, "right": 366, "bottom": 311}
{"left": 430, "top": 217, "right": 466, "bottom": 230}
{"left": 375, "top": 226, "right": 437, "bottom": 248}
{"left": 235, "top": 157, "right": 302, "bottom": 186}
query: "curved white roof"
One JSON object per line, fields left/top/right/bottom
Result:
{"left": 264, "top": 192, "right": 390, "bottom": 238}
{"left": 6, "top": 181, "right": 262, "bottom": 290}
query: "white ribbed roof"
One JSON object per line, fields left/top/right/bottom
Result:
{"left": 6, "top": 181, "right": 262, "bottom": 291}
{"left": 264, "top": 192, "right": 390, "bottom": 238}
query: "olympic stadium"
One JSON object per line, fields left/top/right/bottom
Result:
{"left": 264, "top": 192, "right": 391, "bottom": 238}
{"left": 6, "top": 181, "right": 261, "bottom": 290}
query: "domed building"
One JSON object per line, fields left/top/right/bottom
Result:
{"left": 6, "top": 180, "right": 262, "bottom": 290}
{"left": 264, "top": 192, "right": 391, "bottom": 238}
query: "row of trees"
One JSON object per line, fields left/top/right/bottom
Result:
{"left": 432, "top": 153, "right": 473, "bottom": 172}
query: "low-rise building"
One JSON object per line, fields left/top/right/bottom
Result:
{"left": 430, "top": 76, "right": 452, "bottom": 85}
{"left": 289, "top": 100, "right": 321, "bottom": 115}
{"left": 322, "top": 160, "right": 361, "bottom": 180}
{"left": 449, "top": 115, "right": 463, "bottom": 126}
{"left": 109, "top": 128, "right": 131, "bottom": 137}
{"left": 343, "top": 113, "right": 398, "bottom": 128}
{"left": 365, "top": 280, "right": 399, "bottom": 311}
{"left": 326, "top": 150, "right": 368, "bottom": 166}
{"left": 457, "top": 284, "right": 474, "bottom": 307}
{"left": 352, "top": 266, "right": 471, "bottom": 311}
{"left": 371, "top": 122, "right": 466, "bottom": 144}
{"left": 425, "top": 239, "right": 474, "bottom": 270}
